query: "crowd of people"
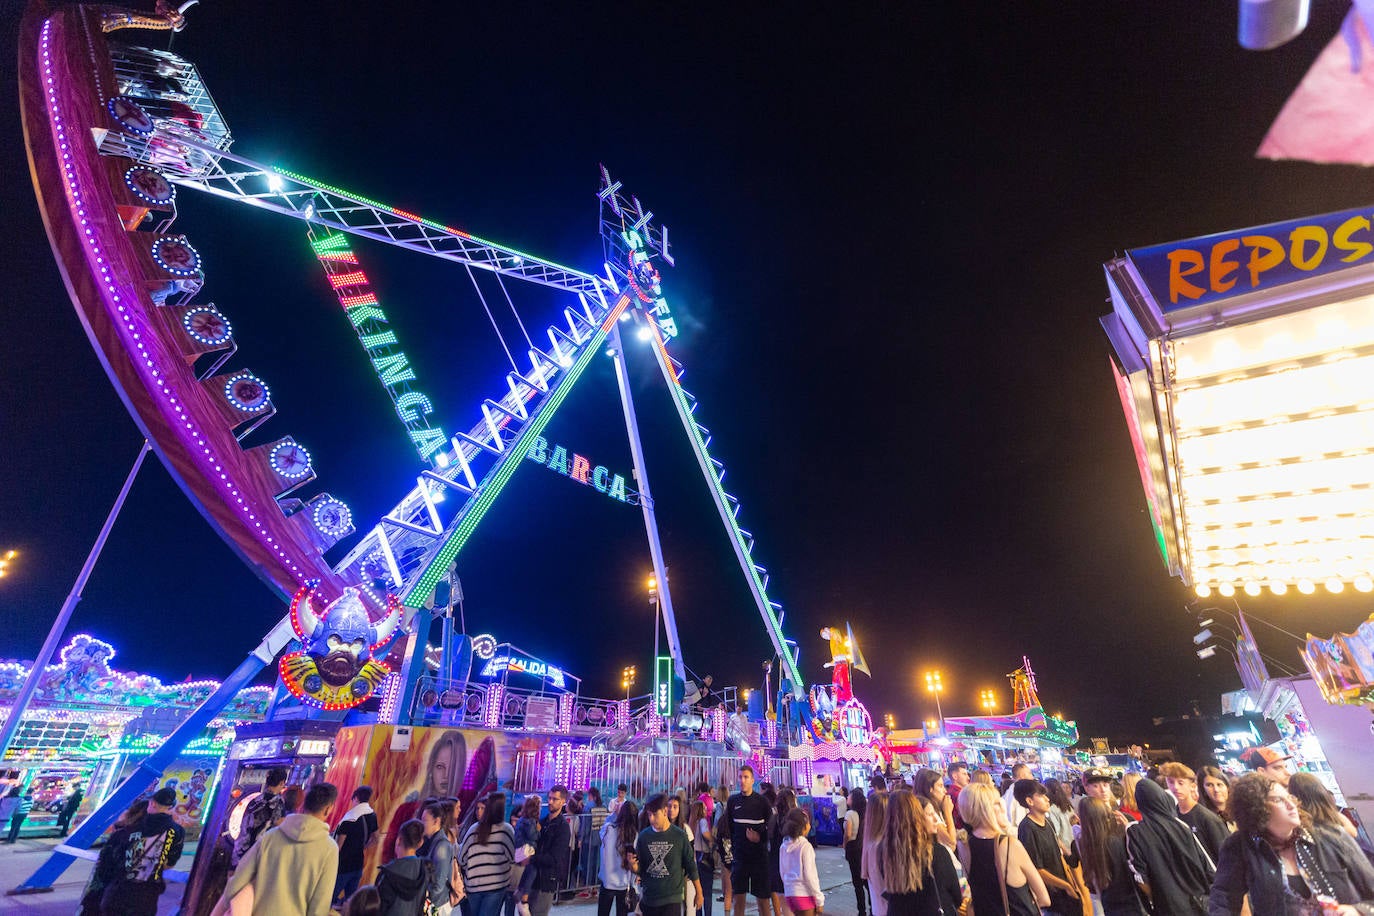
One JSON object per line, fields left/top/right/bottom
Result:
{"left": 57, "top": 743, "right": 1374, "bottom": 916}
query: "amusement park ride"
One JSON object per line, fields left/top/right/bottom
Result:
{"left": 12, "top": 1, "right": 1076, "bottom": 896}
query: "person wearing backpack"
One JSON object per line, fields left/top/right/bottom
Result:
{"left": 99, "top": 788, "right": 186, "bottom": 916}
{"left": 420, "top": 801, "right": 461, "bottom": 915}
{"left": 379, "top": 818, "right": 433, "bottom": 916}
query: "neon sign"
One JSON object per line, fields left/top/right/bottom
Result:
{"left": 309, "top": 231, "right": 448, "bottom": 462}
{"left": 623, "top": 229, "right": 678, "bottom": 338}
{"left": 1127, "top": 205, "right": 1374, "bottom": 311}
{"left": 480, "top": 655, "right": 567, "bottom": 690}
{"left": 526, "top": 436, "right": 633, "bottom": 504}
{"left": 654, "top": 656, "right": 673, "bottom": 716}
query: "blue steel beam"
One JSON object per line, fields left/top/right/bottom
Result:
{"left": 14, "top": 616, "right": 297, "bottom": 892}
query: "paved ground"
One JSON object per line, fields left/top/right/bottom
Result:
{"left": 0, "top": 837, "right": 861, "bottom": 916}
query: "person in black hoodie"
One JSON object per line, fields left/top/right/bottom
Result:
{"left": 529, "top": 785, "right": 572, "bottom": 916}
{"left": 1123, "top": 777, "right": 1214, "bottom": 915}
{"left": 98, "top": 788, "right": 186, "bottom": 916}
{"left": 379, "top": 818, "right": 434, "bottom": 916}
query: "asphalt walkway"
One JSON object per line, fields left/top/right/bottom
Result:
{"left": 0, "top": 837, "right": 862, "bottom": 916}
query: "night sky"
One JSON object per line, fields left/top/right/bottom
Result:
{"left": 5, "top": 1, "right": 1374, "bottom": 744}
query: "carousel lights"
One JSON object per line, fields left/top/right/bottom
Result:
{"left": 223, "top": 371, "right": 270, "bottom": 412}
{"left": 182, "top": 306, "right": 232, "bottom": 345}
{"left": 269, "top": 439, "right": 313, "bottom": 479}
{"left": 123, "top": 166, "right": 175, "bottom": 205}
{"left": 311, "top": 497, "right": 353, "bottom": 537}
{"left": 150, "top": 236, "right": 201, "bottom": 277}
{"left": 107, "top": 95, "right": 154, "bottom": 135}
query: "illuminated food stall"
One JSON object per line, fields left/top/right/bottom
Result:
{"left": 1102, "top": 207, "right": 1374, "bottom": 598}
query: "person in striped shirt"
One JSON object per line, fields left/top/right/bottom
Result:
{"left": 462, "top": 793, "right": 516, "bottom": 916}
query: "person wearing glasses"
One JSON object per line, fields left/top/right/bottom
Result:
{"left": 1209, "top": 772, "right": 1374, "bottom": 915}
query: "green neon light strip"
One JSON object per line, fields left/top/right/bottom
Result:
{"left": 650, "top": 334, "right": 804, "bottom": 692}
{"left": 402, "top": 294, "right": 632, "bottom": 608}
{"left": 276, "top": 167, "right": 587, "bottom": 278}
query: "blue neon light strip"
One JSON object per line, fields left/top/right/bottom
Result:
{"left": 401, "top": 294, "right": 633, "bottom": 607}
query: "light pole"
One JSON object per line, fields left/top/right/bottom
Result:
{"left": 622, "top": 666, "right": 636, "bottom": 700}
{"left": 648, "top": 575, "right": 660, "bottom": 664}
{"left": 980, "top": 690, "right": 997, "bottom": 712}
{"left": 925, "top": 670, "right": 944, "bottom": 735}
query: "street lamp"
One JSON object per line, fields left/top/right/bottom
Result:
{"left": 980, "top": 690, "right": 996, "bottom": 712}
{"left": 0, "top": 549, "right": 17, "bottom": 579}
{"left": 647, "top": 574, "right": 660, "bottom": 665}
{"left": 622, "top": 665, "right": 636, "bottom": 700}
{"left": 885, "top": 713, "right": 896, "bottom": 730}
{"left": 925, "top": 670, "right": 944, "bottom": 735}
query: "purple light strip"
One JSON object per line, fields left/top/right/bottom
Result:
{"left": 40, "top": 16, "right": 307, "bottom": 581}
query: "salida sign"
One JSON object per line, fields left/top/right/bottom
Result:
{"left": 526, "top": 435, "right": 634, "bottom": 505}
{"left": 1128, "top": 205, "right": 1374, "bottom": 311}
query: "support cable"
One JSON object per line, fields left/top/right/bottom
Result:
{"left": 493, "top": 269, "right": 535, "bottom": 350}
{"left": 463, "top": 262, "right": 518, "bottom": 372}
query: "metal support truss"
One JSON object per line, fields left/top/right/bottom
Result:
{"left": 332, "top": 292, "right": 634, "bottom": 611}
{"left": 97, "top": 124, "right": 601, "bottom": 295}
{"left": 644, "top": 326, "right": 806, "bottom": 698}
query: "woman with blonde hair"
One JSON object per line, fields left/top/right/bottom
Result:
{"left": 875, "top": 790, "right": 944, "bottom": 915}
{"left": 860, "top": 791, "right": 889, "bottom": 916}
{"left": 970, "top": 771, "right": 994, "bottom": 787}
{"left": 1118, "top": 773, "right": 1142, "bottom": 822}
{"left": 956, "top": 783, "right": 1048, "bottom": 915}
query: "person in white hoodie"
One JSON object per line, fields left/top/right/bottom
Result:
{"left": 779, "top": 808, "right": 824, "bottom": 916}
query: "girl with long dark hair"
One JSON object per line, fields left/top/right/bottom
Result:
{"left": 597, "top": 801, "right": 639, "bottom": 916}
{"left": 461, "top": 793, "right": 515, "bottom": 916}
{"left": 1075, "top": 797, "right": 1146, "bottom": 915}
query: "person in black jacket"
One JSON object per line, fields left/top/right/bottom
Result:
{"left": 378, "top": 819, "right": 433, "bottom": 916}
{"left": 1209, "top": 772, "right": 1374, "bottom": 916}
{"left": 1160, "top": 763, "right": 1229, "bottom": 865}
{"left": 724, "top": 766, "right": 775, "bottom": 916}
{"left": 99, "top": 788, "right": 186, "bottom": 916}
{"left": 529, "top": 784, "right": 572, "bottom": 916}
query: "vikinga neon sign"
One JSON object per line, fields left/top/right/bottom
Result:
{"left": 526, "top": 436, "right": 634, "bottom": 504}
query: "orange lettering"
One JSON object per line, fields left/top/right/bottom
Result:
{"left": 570, "top": 454, "right": 592, "bottom": 484}
{"left": 1334, "top": 215, "right": 1373, "bottom": 263}
{"left": 1242, "top": 235, "right": 1285, "bottom": 287}
{"left": 1167, "top": 249, "right": 1206, "bottom": 303}
{"left": 1289, "top": 225, "right": 1328, "bottom": 271}
{"left": 1208, "top": 239, "right": 1240, "bottom": 293}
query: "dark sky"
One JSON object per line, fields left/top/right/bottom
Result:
{"left": 5, "top": 1, "right": 1374, "bottom": 743}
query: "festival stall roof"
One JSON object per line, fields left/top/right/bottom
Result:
{"left": 941, "top": 707, "right": 1079, "bottom": 747}
{"left": 1102, "top": 206, "right": 1374, "bottom": 597}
